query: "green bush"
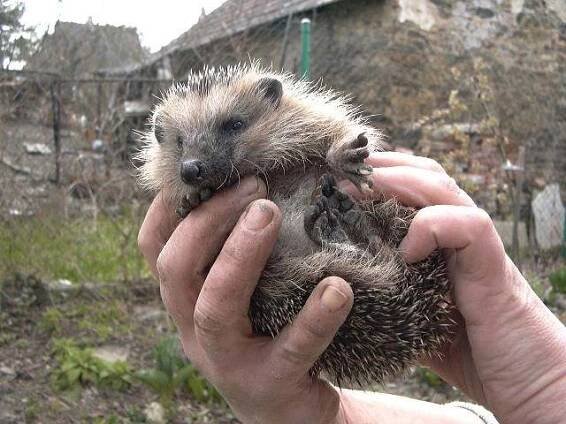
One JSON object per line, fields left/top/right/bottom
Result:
{"left": 51, "top": 339, "right": 132, "bottom": 392}
{"left": 39, "top": 307, "right": 64, "bottom": 335}
{"left": 136, "top": 337, "right": 223, "bottom": 407}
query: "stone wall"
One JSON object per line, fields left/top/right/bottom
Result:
{"left": 163, "top": 0, "right": 565, "bottom": 214}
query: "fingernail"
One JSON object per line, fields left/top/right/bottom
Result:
{"left": 244, "top": 200, "right": 274, "bottom": 230}
{"left": 321, "top": 285, "right": 348, "bottom": 312}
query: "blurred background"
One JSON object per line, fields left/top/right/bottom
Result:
{"left": 1, "top": 0, "right": 564, "bottom": 422}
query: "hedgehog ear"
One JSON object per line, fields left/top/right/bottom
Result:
{"left": 257, "top": 77, "right": 283, "bottom": 108}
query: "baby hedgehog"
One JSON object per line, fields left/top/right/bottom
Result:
{"left": 138, "top": 63, "right": 454, "bottom": 387}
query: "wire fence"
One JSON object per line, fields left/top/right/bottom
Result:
{"left": 0, "top": 70, "right": 173, "bottom": 283}
{"left": 1, "top": 3, "right": 565, "bottom": 284}
{"left": 0, "top": 67, "right": 563, "bottom": 282}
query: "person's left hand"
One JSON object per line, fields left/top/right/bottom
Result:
{"left": 138, "top": 177, "right": 355, "bottom": 424}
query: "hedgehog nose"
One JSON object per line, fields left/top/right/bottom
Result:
{"left": 180, "top": 160, "right": 203, "bottom": 184}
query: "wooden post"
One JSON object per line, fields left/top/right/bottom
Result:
{"left": 512, "top": 146, "right": 526, "bottom": 268}
{"left": 96, "top": 80, "right": 102, "bottom": 138}
{"left": 50, "top": 80, "right": 62, "bottom": 185}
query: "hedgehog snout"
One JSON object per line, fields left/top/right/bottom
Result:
{"left": 180, "top": 159, "right": 204, "bottom": 184}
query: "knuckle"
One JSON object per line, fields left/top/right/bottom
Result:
{"left": 159, "top": 283, "right": 175, "bottom": 315}
{"left": 193, "top": 302, "right": 225, "bottom": 338}
{"left": 301, "top": 319, "right": 329, "bottom": 342}
{"left": 218, "top": 238, "right": 246, "bottom": 266}
{"left": 137, "top": 228, "right": 151, "bottom": 255}
{"left": 279, "top": 344, "right": 314, "bottom": 367}
{"left": 425, "top": 158, "right": 445, "bottom": 174}
{"left": 442, "top": 175, "right": 461, "bottom": 195}
{"left": 136, "top": 230, "right": 145, "bottom": 252}
{"left": 471, "top": 208, "right": 494, "bottom": 234}
{"left": 410, "top": 207, "right": 433, "bottom": 229}
{"left": 155, "top": 250, "right": 171, "bottom": 280}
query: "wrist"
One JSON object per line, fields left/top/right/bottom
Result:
{"left": 500, "top": 365, "right": 566, "bottom": 424}
{"left": 231, "top": 380, "right": 342, "bottom": 424}
{"left": 477, "top": 260, "right": 566, "bottom": 422}
{"left": 336, "top": 389, "right": 485, "bottom": 424}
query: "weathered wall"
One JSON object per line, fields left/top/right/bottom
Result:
{"left": 161, "top": 0, "right": 565, "bottom": 213}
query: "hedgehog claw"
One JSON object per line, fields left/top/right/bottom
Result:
{"left": 305, "top": 174, "right": 369, "bottom": 245}
{"left": 305, "top": 174, "right": 370, "bottom": 244}
{"left": 304, "top": 194, "right": 348, "bottom": 245}
{"left": 176, "top": 187, "right": 216, "bottom": 218}
{"left": 327, "top": 132, "right": 374, "bottom": 194}
{"left": 199, "top": 187, "right": 213, "bottom": 202}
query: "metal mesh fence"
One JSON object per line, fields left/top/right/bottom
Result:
{"left": 0, "top": 71, "right": 175, "bottom": 283}
{"left": 0, "top": 69, "right": 563, "bottom": 281}
{"left": 1, "top": 2, "right": 565, "bottom": 284}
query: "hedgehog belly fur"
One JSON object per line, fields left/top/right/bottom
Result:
{"left": 249, "top": 191, "right": 454, "bottom": 387}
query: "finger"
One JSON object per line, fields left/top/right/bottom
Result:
{"left": 138, "top": 191, "right": 179, "bottom": 278}
{"left": 399, "top": 205, "right": 505, "bottom": 276}
{"left": 398, "top": 205, "right": 515, "bottom": 328}
{"left": 366, "top": 152, "right": 447, "bottom": 174}
{"left": 193, "top": 200, "right": 282, "bottom": 356}
{"left": 158, "top": 177, "right": 266, "bottom": 328}
{"left": 270, "top": 277, "right": 353, "bottom": 379}
{"left": 357, "top": 166, "right": 475, "bottom": 207}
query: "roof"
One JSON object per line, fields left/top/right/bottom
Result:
{"left": 26, "top": 21, "right": 147, "bottom": 78}
{"left": 161, "top": 0, "right": 342, "bottom": 56}
{"left": 103, "top": 0, "right": 342, "bottom": 76}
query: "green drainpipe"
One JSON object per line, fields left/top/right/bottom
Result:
{"left": 300, "top": 18, "right": 311, "bottom": 80}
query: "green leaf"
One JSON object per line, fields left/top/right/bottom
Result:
{"left": 67, "top": 368, "right": 82, "bottom": 384}
{"left": 549, "top": 268, "right": 566, "bottom": 294}
{"left": 188, "top": 377, "right": 206, "bottom": 402}
{"left": 135, "top": 369, "right": 171, "bottom": 393}
{"left": 173, "top": 365, "right": 192, "bottom": 387}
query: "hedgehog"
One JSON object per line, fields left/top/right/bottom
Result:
{"left": 137, "top": 63, "right": 454, "bottom": 387}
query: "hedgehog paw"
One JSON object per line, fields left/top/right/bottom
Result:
{"left": 323, "top": 174, "right": 366, "bottom": 227}
{"left": 304, "top": 195, "right": 349, "bottom": 245}
{"left": 327, "top": 133, "right": 374, "bottom": 195}
{"left": 305, "top": 174, "right": 365, "bottom": 244}
{"left": 175, "top": 187, "right": 215, "bottom": 218}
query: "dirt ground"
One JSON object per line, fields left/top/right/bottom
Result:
{"left": 0, "top": 274, "right": 476, "bottom": 424}
{"left": 0, "top": 277, "right": 238, "bottom": 424}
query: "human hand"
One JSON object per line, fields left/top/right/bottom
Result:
{"left": 137, "top": 177, "right": 355, "bottom": 424}
{"left": 360, "top": 152, "right": 566, "bottom": 423}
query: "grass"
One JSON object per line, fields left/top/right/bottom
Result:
{"left": 549, "top": 267, "right": 566, "bottom": 294}
{"left": 39, "top": 300, "right": 131, "bottom": 342}
{"left": 0, "top": 207, "right": 149, "bottom": 283}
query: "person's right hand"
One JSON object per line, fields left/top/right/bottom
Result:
{"left": 358, "top": 152, "right": 566, "bottom": 423}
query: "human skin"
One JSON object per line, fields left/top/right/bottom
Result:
{"left": 138, "top": 152, "right": 566, "bottom": 424}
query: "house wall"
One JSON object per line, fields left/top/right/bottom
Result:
{"left": 162, "top": 0, "right": 565, "bottom": 208}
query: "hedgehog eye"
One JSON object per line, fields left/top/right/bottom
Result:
{"left": 176, "top": 134, "right": 183, "bottom": 147}
{"left": 223, "top": 118, "right": 245, "bottom": 134}
{"left": 231, "top": 120, "right": 243, "bottom": 131}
